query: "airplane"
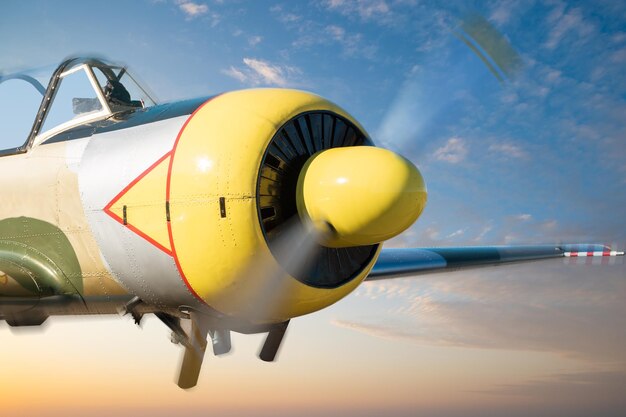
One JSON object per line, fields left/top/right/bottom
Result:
{"left": 0, "top": 56, "right": 622, "bottom": 389}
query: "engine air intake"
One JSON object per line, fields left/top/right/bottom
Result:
{"left": 257, "top": 111, "right": 378, "bottom": 288}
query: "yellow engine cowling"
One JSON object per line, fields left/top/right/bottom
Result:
{"left": 167, "top": 89, "right": 426, "bottom": 324}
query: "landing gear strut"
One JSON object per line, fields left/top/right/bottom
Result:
{"left": 259, "top": 320, "right": 290, "bottom": 362}
{"left": 154, "top": 311, "right": 290, "bottom": 388}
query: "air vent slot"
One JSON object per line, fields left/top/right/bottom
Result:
{"left": 260, "top": 207, "right": 276, "bottom": 219}
{"left": 265, "top": 153, "right": 282, "bottom": 170}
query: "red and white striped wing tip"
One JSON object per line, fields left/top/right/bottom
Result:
{"left": 564, "top": 250, "right": 624, "bottom": 257}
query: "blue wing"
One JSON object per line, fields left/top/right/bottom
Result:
{"left": 367, "top": 244, "right": 624, "bottom": 281}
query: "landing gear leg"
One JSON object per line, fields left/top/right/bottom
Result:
{"left": 177, "top": 312, "right": 211, "bottom": 389}
{"left": 209, "top": 329, "right": 232, "bottom": 356}
{"left": 259, "top": 320, "right": 290, "bottom": 362}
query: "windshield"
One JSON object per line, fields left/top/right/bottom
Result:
{"left": 37, "top": 62, "right": 157, "bottom": 141}
{"left": 92, "top": 66, "right": 156, "bottom": 111}
{"left": 39, "top": 64, "right": 108, "bottom": 137}
{"left": 0, "top": 58, "right": 158, "bottom": 153}
{"left": 0, "top": 66, "right": 52, "bottom": 153}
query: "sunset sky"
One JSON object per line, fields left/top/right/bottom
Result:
{"left": 1, "top": 1, "right": 625, "bottom": 416}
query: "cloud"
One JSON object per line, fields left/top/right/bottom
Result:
{"left": 336, "top": 262, "right": 626, "bottom": 362}
{"left": 326, "top": 24, "right": 345, "bottom": 40}
{"left": 222, "top": 58, "right": 301, "bottom": 87}
{"left": 480, "top": 215, "right": 565, "bottom": 245}
{"left": 544, "top": 68, "right": 563, "bottom": 84}
{"left": 610, "top": 46, "right": 626, "bottom": 63}
{"left": 222, "top": 66, "right": 246, "bottom": 83}
{"left": 356, "top": 280, "right": 413, "bottom": 301}
{"left": 540, "top": 219, "right": 557, "bottom": 231}
{"left": 322, "top": 0, "right": 391, "bottom": 21}
{"left": 488, "top": 142, "right": 528, "bottom": 159}
{"left": 433, "top": 137, "right": 468, "bottom": 163}
{"left": 269, "top": 5, "right": 302, "bottom": 23}
{"left": 473, "top": 224, "right": 493, "bottom": 243}
{"left": 446, "top": 228, "right": 465, "bottom": 239}
{"left": 248, "top": 36, "right": 262, "bottom": 47}
{"left": 289, "top": 22, "right": 376, "bottom": 59}
{"left": 611, "top": 32, "right": 626, "bottom": 44}
{"left": 176, "top": 0, "right": 208, "bottom": 18}
{"left": 331, "top": 319, "right": 424, "bottom": 342}
{"left": 489, "top": 0, "right": 514, "bottom": 25}
{"left": 481, "top": 369, "right": 626, "bottom": 412}
{"left": 172, "top": 0, "right": 220, "bottom": 25}
{"left": 422, "top": 226, "right": 440, "bottom": 242}
{"left": 488, "top": 0, "right": 535, "bottom": 27}
{"left": 325, "top": 25, "right": 375, "bottom": 58}
{"left": 544, "top": 6, "right": 594, "bottom": 50}
{"left": 243, "top": 58, "right": 293, "bottom": 86}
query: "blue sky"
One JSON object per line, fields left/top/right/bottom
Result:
{"left": 1, "top": 1, "right": 625, "bottom": 416}
{"left": 2, "top": 0, "right": 624, "bottom": 247}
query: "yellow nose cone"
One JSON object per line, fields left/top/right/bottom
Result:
{"left": 296, "top": 146, "right": 427, "bottom": 248}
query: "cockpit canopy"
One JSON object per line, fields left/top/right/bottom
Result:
{"left": 0, "top": 57, "right": 156, "bottom": 155}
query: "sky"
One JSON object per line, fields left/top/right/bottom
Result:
{"left": 1, "top": 1, "right": 625, "bottom": 416}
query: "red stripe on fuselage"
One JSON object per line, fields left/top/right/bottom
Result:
{"left": 166, "top": 96, "right": 223, "bottom": 305}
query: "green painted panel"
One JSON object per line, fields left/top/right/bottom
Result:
{"left": 0, "top": 217, "right": 83, "bottom": 296}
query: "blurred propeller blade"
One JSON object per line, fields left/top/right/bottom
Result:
{"left": 376, "top": 13, "right": 523, "bottom": 157}
{"left": 238, "top": 217, "right": 324, "bottom": 322}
